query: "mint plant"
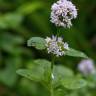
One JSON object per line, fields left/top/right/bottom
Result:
{"left": 16, "top": 0, "right": 89, "bottom": 96}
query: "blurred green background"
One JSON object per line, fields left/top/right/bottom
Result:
{"left": 0, "top": 0, "right": 96, "bottom": 96}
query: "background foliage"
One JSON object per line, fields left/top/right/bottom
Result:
{"left": 0, "top": 0, "right": 96, "bottom": 96}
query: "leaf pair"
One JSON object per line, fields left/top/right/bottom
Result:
{"left": 16, "top": 59, "right": 87, "bottom": 91}
{"left": 27, "top": 37, "right": 88, "bottom": 58}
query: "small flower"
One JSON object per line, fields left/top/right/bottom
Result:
{"left": 50, "top": 0, "right": 77, "bottom": 28}
{"left": 78, "top": 59, "right": 95, "bottom": 76}
{"left": 45, "top": 35, "right": 69, "bottom": 57}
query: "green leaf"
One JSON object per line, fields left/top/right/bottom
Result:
{"left": 52, "top": 65, "right": 74, "bottom": 88}
{"left": 61, "top": 78, "right": 87, "bottom": 90}
{"left": 53, "top": 88, "right": 78, "bottom": 96}
{"left": 16, "top": 69, "right": 43, "bottom": 82}
{"left": 65, "top": 48, "right": 88, "bottom": 58}
{"left": 52, "top": 65, "right": 87, "bottom": 90}
{"left": 17, "top": 59, "right": 51, "bottom": 89}
{"left": 53, "top": 88, "right": 68, "bottom": 96}
{"left": 53, "top": 66, "right": 74, "bottom": 78}
{"left": 27, "top": 37, "right": 46, "bottom": 50}
{"left": 32, "top": 59, "right": 51, "bottom": 83}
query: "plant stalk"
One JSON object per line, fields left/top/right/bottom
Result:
{"left": 51, "top": 55, "right": 55, "bottom": 96}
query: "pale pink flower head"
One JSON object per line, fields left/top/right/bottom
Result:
{"left": 78, "top": 59, "right": 95, "bottom": 76}
{"left": 50, "top": 0, "right": 77, "bottom": 28}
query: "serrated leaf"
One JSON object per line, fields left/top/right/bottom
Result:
{"left": 27, "top": 37, "right": 46, "bottom": 50}
{"left": 61, "top": 78, "right": 87, "bottom": 90}
{"left": 65, "top": 48, "right": 88, "bottom": 58}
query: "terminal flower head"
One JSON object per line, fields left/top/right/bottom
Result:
{"left": 50, "top": 0, "right": 77, "bottom": 28}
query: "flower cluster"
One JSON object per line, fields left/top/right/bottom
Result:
{"left": 45, "top": 0, "right": 77, "bottom": 56}
{"left": 45, "top": 35, "right": 69, "bottom": 57}
{"left": 78, "top": 59, "right": 95, "bottom": 76}
{"left": 50, "top": 0, "right": 77, "bottom": 28}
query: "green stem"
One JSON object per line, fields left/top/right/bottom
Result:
{"left": 56, "top": 28, "right": 62, "bottom": 37}
{"left": 51, "top": 56, "right": 55, "bottom": 70}
{"left": 51, "top": 55, "right": 55, "bottom": 96}
{"left": 51, "top": 87, "right": 54, "bottom": 96}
